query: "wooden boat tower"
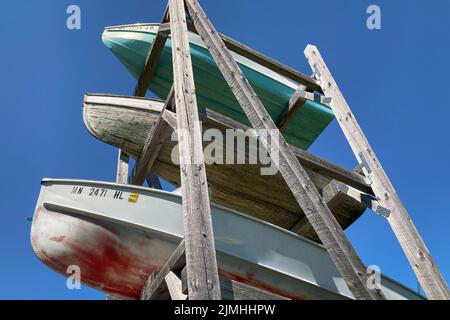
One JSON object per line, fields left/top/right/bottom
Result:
{"left": 111, "top": 0, "right": 448, "bottom": 300}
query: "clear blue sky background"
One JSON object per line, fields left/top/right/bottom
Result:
{"left": 0, "top": 0, "right": 448, "bottom": 299}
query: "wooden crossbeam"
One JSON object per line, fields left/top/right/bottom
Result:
{"left": 160, "top": 105, "right": 371, "bottom": 193}
{"left": 131, "top": 88, "right": 174, "bottom": 186}
{"left": 169, "top": 0, "right": 221, "bottom": 300}
{"left": 219, "top": 34, "right": 322, "bottom": 93}
{"left": 140, "top": 240, "right": 186, "bottom": 300}
{"left": 289, "top": 217, "right": 309, "bottom": 236}
{"left": 305, "top": 45, "right": 449, "bottom": 300}
{"left": 185, "top": 0, "right": 384, "bottom": 300}
{"left": 277, "top": 85, "right": 307, "bottom": 130}
{"left": 161, "top": 109, "right": 178, "bottom": 130}
{"left": 278, "top": 85, "right": 332, "bottom": 130}
{"left": 323, "top": 180, "right": 390, "bottom": 217}
{"left": 291, "top": 180, "right": 382, "bottom": 238}
{"left": 165, "top": 271, "right": 188, "bottom": 300}
{"left": 198, "top": 108, "right": 372, "bottom": 193}
{"left": 185, "top": 22, "right": 321, "bottom": 93}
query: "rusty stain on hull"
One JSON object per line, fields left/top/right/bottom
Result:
{"left": 30, "top": 179, "right": 423, "bottom": 300}
{"left": 31, "top": 206, "right": 295, "bottom": 299}
{"left": 34, "top": 223, "right": 296, "bottom": 299}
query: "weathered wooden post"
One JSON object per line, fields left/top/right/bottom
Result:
{"left": 167, "top": 0, "right": 221, "bottom": 300}
{"left": 305, "top": 45, "right": 449, "bottom": 300}
{"left": 116, "top": 150, "right": 129, "bottom": 184}
{"left": 109, "top": 0, "right": 444, "bottom": 301}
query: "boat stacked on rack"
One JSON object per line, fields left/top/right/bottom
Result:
{"left": 31, "top": 178, "right": 421, "bottom": 300}
{"left": 30, "top": 23, "right": 423, "bottom": 300}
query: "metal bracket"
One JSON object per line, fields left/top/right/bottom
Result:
{"left": 358, "top": 152, "right": 372, "bottom": 174}
{"left": 311, "top": 65, "right": 322, "bottom": 80}
{"left": 331, "top": 181, "right": 349, "bottom": 195}
{"left": 319, "top": 95, "right": 332, "bottom": 105}
{"left": 361, "top": 193, "right": 391, "bottom": 218}
{"left": 295, "top": 89, "right": 332, "bottom": 106}
{"left": 374, "top": 205, "right": 391, "bottom": 218}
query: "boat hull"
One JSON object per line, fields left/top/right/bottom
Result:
{"left": 102, "top": 24, "right": 334, "bottom": 150}
{"left": 31, "top": 179, "right": 422, "bottom": 300}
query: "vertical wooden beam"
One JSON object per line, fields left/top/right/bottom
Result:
{"left": 108, "top": 149, "right": 130, "bottom": 300}
{"left": 305, "top": 45, "right": 449, "bottom": 300}
{"left": 169, "top": 0, "right": 221, "bottom": 300}
{"left": 116, "top": 150, "right": 129, "bottom": 184}
{"left": 185, "top": 0, "right": 384, "bottom": 300}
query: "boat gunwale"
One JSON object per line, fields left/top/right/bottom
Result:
{"left": 102, "top": 22, "right": 322, "bottom": 93}
{"left": 84, "top": 93, "right": 164, "bottom": 112}
{"left": 82, "top": 94, "right": 374, "bottom": 194}
{"left": 41, "top": 177, "right": 323, "bottom": 248}
{"left": 102, "top": 23, "right": 329, "bottom": 100}
{"left": 33, "top": 200, "right": 343, "bottom": 300}
{"left": 104, "top": 23, "right": 160, "bottom": 30}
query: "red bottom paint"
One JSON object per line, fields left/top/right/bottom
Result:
{"left": 31, "top": 210, "right": 307, "bottom": 300}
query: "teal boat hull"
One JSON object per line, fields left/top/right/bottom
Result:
{"left": 102, "top": 24, "right": 334, "bottom": 150}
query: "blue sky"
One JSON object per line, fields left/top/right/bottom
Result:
{"left": 0, "top": 0, "right": 448, "bottom": 299}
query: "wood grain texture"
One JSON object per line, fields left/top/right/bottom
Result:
{"left": 184, "top": 21, "right": 322, "bottom": 93}
{"left": 165, "top": 271, "right": 188, "bottom": 300}
{"left": 83, "top": 94, "right": 368, "bottom": 241}
{"left": 132, "top": 89, "right": 174, "bottom": 185}
{"left": 305, "top": 44, "right": 449, "bottom": 300}
{"left": 140, "top": 239, "right": 186, "bottom": 300}
{"left": 185, "top": 0, "right": 384, "bottom": 300}
{"left": 277, "top": 85, "right": 307, "bottom": 130}
{"left": 134, "top": 11, "right": 171, "bottom": 97}
{"left": 292, "top": 180, "right": 367, "bottom": 242}
{"left": 169, "top": 0, "right": 221, "bottom": 300}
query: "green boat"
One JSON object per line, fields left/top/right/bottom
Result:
{"left": 102, "top": 24, "right": 334, "bottom": 150}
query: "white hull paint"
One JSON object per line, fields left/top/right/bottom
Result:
{"left": 31, "top": 179, "right": 422, "bottom": 300}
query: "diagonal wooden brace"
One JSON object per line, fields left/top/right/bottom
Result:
{"left": 132, "top": 88, "right": 175, "bottom": 185}
{"left": 140, "top": 240, "right": 186, "bottom": 300}
{"left": 305, "top": 44, "right": 449, "bottom": 300}
{"left": 185, "top": 0, "right": 384, "bottom": 300}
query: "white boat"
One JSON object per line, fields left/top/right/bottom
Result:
{"left": 31, "top": 178, "right": 422, "bottom": 300}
